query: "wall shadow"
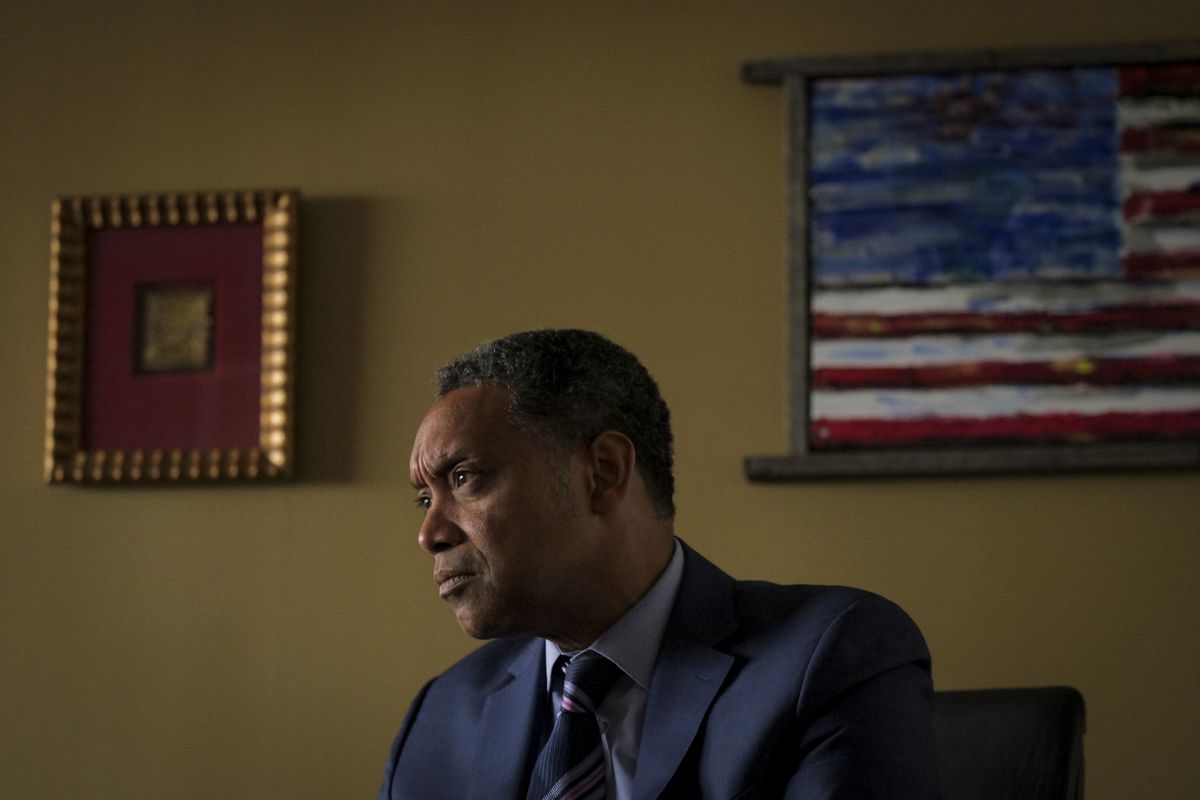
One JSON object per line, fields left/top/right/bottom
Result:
{"left": 294, "top": 196, "right": 376, "bottom": 483}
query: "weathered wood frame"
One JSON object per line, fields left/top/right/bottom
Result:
{"left": 742, "top": 41, "right": 1200, "bottom": 480}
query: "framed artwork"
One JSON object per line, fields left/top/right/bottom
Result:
{"left": 44, "top": 189, "right": 299, "bottom": 483}
{"left": 742, "top": 42, "right": 1200, "bottom": 479}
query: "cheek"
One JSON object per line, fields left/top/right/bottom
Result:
{"left": 476, "top": 510, "right": 546, "bottom": 584}
{"left": 468, "top": 486, "right": 575, "bottom": 578}
{"left": 464, "top": 505, "right": 505, "bottom": 568}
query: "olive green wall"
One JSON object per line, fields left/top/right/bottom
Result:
{"left": 2, "top": 1, "right": 1197, "bottom": 797}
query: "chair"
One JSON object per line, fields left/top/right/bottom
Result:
{"left": 932, "top": 686, "right": 1086, "bottom": 800}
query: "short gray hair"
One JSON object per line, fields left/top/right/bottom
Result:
{"left": 435, "top": 329, "right": 675, "bottom": 518}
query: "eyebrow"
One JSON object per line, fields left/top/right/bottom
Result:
{"left": 410, "top": 449, "right": 471, "bottom": 490}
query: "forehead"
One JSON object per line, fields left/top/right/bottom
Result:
{"left": 409, "top": 385, "right": 519, "bottom": 476}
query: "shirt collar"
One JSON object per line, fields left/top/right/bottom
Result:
{"left": 544, "top": 538, "right": 684, "bottom": 692}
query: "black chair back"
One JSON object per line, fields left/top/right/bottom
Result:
{"left": 933, "top": 686, "right": 1085, "bottom": 800}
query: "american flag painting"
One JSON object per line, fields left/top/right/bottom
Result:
{"left": 806, "top": 62, "right": 1200, "bottom": 450}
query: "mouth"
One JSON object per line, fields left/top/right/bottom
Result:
{"left": 434, "top": 569, "right": 475, "bottom": 599}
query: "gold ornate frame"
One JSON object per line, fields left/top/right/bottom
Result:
{"left": 44, "top": 189, "right": 299, "bottom": 483}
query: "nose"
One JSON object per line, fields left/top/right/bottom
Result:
{"left": 417, "top": 498, "right": 465, "bottom": 554}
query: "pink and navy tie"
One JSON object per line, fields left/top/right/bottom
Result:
{"left": 526, "top": 651, "right": 622, "bottom": 800}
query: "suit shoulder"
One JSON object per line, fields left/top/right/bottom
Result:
{"left": 731, "top": 580, "right": 910, "bottom": 630}
{"left": 727, "top": 581, "right": 928, "bottom": 667}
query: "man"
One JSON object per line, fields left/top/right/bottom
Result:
{"left": 379, "top": 329, "right": 937, "bottom": 799}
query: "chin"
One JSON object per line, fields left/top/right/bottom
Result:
{"left": 459, "top": 625, "right": 492, "bottom": 640}
{"left": 454, "top": 610, "right": 522, "bottom": 641}
{"left": 454, "top": 614, "right": 499, "bottom": 640}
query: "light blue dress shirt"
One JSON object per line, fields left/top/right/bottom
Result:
{"left": 543, "top": 539, "right": 685, "bottom": 800}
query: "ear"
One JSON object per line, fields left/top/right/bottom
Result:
{"left": 585, "top": 430, "right": 636, "bottom": 515}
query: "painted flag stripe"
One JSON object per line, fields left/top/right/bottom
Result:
{"left": 1122, "top": 250, "right": 1200, "bottom": 280}
{"left": 1117, "top": 98, "right": 1200, "bottom": 129}
{"left": 811, "top": 385, "right": 1200, "bottom": 420}
{"left": 811, "top": 355, "right": 1200, "bottom": 389}
{"left": 812, "top": 330, "right": 1200, "bottom": 368}
{"left": 810, "top": 304, "right": 1200, "bottom": 337}
{"left": 1123, "top": 190, "right": 1200, "bottom": 221}
{"left": 1117, "top": 161, "right": 1200, "bottom": 193}
{"left": 1119, "top": 63, "right": 1200, "bottom": 98}
{"left": 810, "top": 411, "right": 1200, "bottom": 447}
{"left": 1122, "top": 225, "right": 1200, "bottom": 255}
{"left": 812, "top": 281, "right": 1200, "bottom": 316}
{"left": 1121, "top": 126, "right": 1200, "bottom": 154}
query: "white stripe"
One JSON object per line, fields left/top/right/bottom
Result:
{"left": 1121, "top": 225, "right": 1200, "bottom": 255}
{"left": 1119, "top": 161, "right": 1200, "bottom": 193}
{"left": 812, "top": 330, "right": 1200, "bottom": 368}
{"left": 811, "top": 385, "right": 1200, "bottom": 420}
{"left": 812, "top": 281, "right": 1200, "bottom": 316}
{"left": 1118, "top": 97, "right": 1200, "bottom": 128}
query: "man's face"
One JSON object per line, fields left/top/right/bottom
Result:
{"left": 409, "top": 385, "right": 593, "bottom": 640}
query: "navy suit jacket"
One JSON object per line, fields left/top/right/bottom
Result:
{"left": 379, "top": 542, "right": 937, "bottom": 799}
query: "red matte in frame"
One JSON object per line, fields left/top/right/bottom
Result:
{"left": 84, "top": 224, "right": 263, "bottom": 451}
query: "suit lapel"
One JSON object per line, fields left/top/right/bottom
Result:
{"left": 633, "top": 544, "right": 738, "bottom": 800}
{"left": 471, "top": 639, "right": 546, "bottom": 800}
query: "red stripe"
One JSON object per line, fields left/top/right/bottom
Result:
{"left": 811, "top": 304, "right": 1200, "bottom": 338}
{"left": 1122, "top": 251, "right": 1200, "bottom": 280}
{"left": 1122, "top": 190, "right": 1200, "bottom": 221}
{"left": 810, "top": 411, "right": 1200, "bottom": 447}
{"left": 811, "top": 356, "right": 1200, "bottom": 389}
{"left": 1119, "top": 63, "right": 1200, "bottom": 97}
{"left": 1121, "top": 127, "right": 1200, "bottom": 155}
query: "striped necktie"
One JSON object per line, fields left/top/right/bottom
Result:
{"left": 526, "top": 650, "right": 622, "bottom": 800}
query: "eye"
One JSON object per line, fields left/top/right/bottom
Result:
{"left": 414, "top": 491, "right": 431, "bottom": 510}
{"left": 452, "top": 468, "right": 473, "bottom": 488}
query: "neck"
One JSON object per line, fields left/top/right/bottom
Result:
{"left": 545, "top": 528, "right": 675, "bottom": 651}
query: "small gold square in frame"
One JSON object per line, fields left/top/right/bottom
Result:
{"left": 44, "top": 189, "right": 299, "bottom": 484}
{"left": 136, "top": 285, "right": 215, "bottom": 373}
